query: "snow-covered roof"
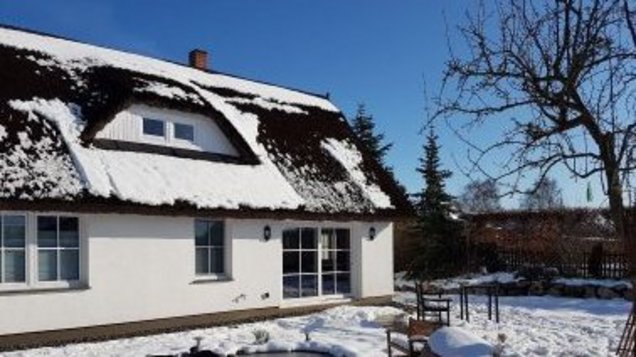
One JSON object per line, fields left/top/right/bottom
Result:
{"left": 0, "top": 25, "right": 410, "bottom": 218}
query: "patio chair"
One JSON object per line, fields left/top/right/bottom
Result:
{"left": 415, "top": 281, "right": 452, "bottom": 326}
{"left": 386, "top": 318, "right": 440, "bottom": 356}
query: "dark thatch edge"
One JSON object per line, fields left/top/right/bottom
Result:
{"left": 92, "top": 139, "right": 255, "bottom": 165}
{"left": 0, "top": 295, "right": 393, "bottom": 352}
{"left": 0, "top": 197, "right": 413, "bottom": 222}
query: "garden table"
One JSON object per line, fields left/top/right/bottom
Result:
{"left": 458, "top": 283, "right": 500, "bottom": 323}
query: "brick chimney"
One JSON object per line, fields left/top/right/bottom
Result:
{"left": 189, "top": 49, "right": 209, "bottom": 70}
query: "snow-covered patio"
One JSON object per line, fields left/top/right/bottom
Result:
{"left": 3, "top": 293, "right": 630, "bottom": 356}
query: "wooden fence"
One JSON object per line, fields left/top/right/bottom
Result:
{"left": 498, "top": 250, "right": 628, "bottom": 279}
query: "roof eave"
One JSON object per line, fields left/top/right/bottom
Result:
{"left": 0, "top": 198, "right": 411, "bottom": 222}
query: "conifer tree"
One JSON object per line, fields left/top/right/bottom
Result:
{"left": 350, "top": 104, "right": 392, "bottom": 166}
{"left": 412, "top": 128, "right": 463, "bottom": 279}
{"left": 349, "top": 103, "right": 409, "bottom": 201}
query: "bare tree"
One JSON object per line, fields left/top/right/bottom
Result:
{"left": 436, "top": 0, "right": 636, "bottom": 244}
{"left": 459, "top": 179, "right": 503, "bottom": 213}
{"left": 520, "top": 177, "right": 564, "bottom": 210}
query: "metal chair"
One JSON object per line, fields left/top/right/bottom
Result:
{"left": 415, "top": 281, "right": 452, "bottom": 326}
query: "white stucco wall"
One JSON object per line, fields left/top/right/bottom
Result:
{"left": 357, "top": 222, "right": 394, "bottom": 297}
{"left": 0, "top": 214, "right": 393, "bottom": 335}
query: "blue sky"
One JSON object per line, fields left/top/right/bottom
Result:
{"left": 0, "top": 1, "right": 615, "bottom": 208}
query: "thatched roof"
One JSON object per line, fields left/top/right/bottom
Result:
{"left": 0, "top": 25, "right": 411, "bottom": 219}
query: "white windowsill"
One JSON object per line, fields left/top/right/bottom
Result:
{"left": 0, "top": 281, "right": 89, "bottom": 295}
{"left": 191, "top": 274, "right": 232, "bottom": 284}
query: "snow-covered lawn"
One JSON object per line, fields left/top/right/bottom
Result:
{"left": 3, "top": 294, "right": 630, "bottom": 356}
{"left": 396, "top": 292, "right": 630, "bottom": 356}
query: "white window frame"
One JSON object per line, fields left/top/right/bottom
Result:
{"left": 141, "top": 117, "right": 167, "bottom": 143}
{"left": 282, "top": 223, "right": 352, "bottom": 301}
{"left": 35, "top": 214, "right": 82, "bottom": 286}
{"left": 140, "top": 116, "right": 198, "bottom": 149}
{"left": 0, "top": 212, "right": 28, "bottom": 290}
{"left": 172, "top": 122, "right": 196, "bottom": 144}
{"left": 0, "top": 212, "right": 86, "bottom": 293}
{"left": 193, "top": 219, "right": 229, "bottom": 281}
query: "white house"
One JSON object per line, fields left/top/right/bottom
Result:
{"left": 0, "top": 25, "right": 411, "bottom": 349}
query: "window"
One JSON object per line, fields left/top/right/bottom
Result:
{"left": 37, "top": 216, "right": 80, "bottom": 282}
{"left": 0, "top": 215, "right": 26, "bottom": 283}
{"left": 0, "top": 213, "right": 82, "bottom": 290}
{"left": 283, "top": 227, "right": 350, "bottom": 299}
{"left": 174, "top": 123, "right": 195, "bottom": 142}
{"left": 143, "top": 118, "right": 165, "bottom": 137}
{"left": 195, "top": 219, "right": 225, "bottom": 276}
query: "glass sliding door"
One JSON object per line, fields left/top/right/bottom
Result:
{"left": 282, "top": 227, "right": 318, "bottom": 298}
{"left": 283, "top": 226, "right": 351, "bottom": 299}
{"left": 321, "top": 228, "right": 350, "bottom": 295}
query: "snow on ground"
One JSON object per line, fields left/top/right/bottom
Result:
{"left": 428, "top": 326, "right": 494, "bottom": 357}
{"left": 553, "top": 277, "right": 632, "bottom": 288}
{"left": 395, "top": 271, "right": 521, "bottom": 291}
{"left": 4, "top": 294, "right": 630, "bottom": 356}
{"left": 396, "top": 292, "right": 630, "bottom": 356}
{"left": 2, "top": 306, "right": 403, "bottom": 357}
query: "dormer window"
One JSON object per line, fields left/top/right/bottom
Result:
{"left": 174, "top": 123, "right": 195, "bottom": 142}
{"left": 143, "top": 118, "right": 165, "bottom": 138}
{"left": 94, "top": 104, "right": 254, "bottom": 162}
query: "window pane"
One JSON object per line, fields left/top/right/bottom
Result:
{"left": 59, "top": 217, "right": 79, "bottom": 248}
{"left": 3, "top": 215, "right": 26, "bottom": 248}
{"left": 336, "top": 251, "right": 350, "bottom": 272}
{"left": 195, "top": 220, "right": 209, "bottom": 246}
{"left": 301, "top": 275, "right": 318, "bottom": 297}
{"left": 60, "top": 250, "right": 79, "bottom": 280}
{"left": 38, "top": 250, "right": 58, "bottom": 281}
{"left": 322, "top": 274, "right": 336, "bottom": 295}
{"left": 4, "top": 250, "right": 25, "bottom": 282}
{"left": 195, "top": 248, "right": 209, "bottom": 274}
{"left": 321, "top": 229, "right": 335, "bottom": 250}
{"left": 174, "top": 123, "right": 194, "bottom": 141}
{"left": 336, "top": 273, "right": 351, "bottom": 294}
{"left": 301, "top": 228, "right": 317, "bottom": 249}
{"left": 209, "top": 221, "right": 224, "bottom": 246}
{"left": 143, "top": 118, "right": 165, "bottom": 137}
{"left": 210, "top": 248, "right": 224, "bottom": 274}
{"left": 283, "top": 251, "right": 299, "bottom": 274}
{"left": 283, "top": 275, "right": 300, "bottom": 299}
{"left": 336, "top": 229, "right": 350, "bottom": 250}
{"left": 301, "top": 251, "right": 317, "bottom": 273}
{"left": 38, "top": 216, "right": 58, "bottom": 247}
{"left": 283, "top": 229, "right": 299, "bottom": 249}
{"left": 321, "top": 250, "right": 336, "bottom": 272}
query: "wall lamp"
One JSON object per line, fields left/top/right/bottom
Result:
{"left": 369, "top": 226, "right": 377, "bottom": 241}
{"left": 263, "top": 225, "right": 272, "bottom": 241}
